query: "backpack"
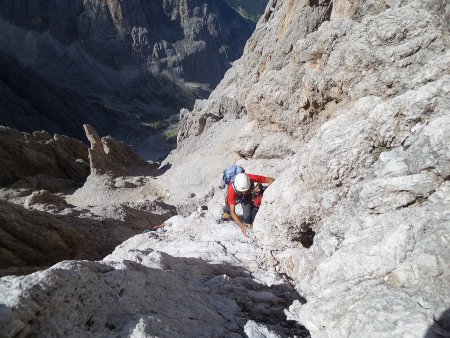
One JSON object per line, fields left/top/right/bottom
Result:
{"left": 222, "top": 165, "right": 245, "bottom": 188}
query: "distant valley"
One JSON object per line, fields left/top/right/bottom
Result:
{"left": 0, "top": 0, "right": 265, "bottom": 159}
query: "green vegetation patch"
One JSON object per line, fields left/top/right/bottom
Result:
{"left": 376, "top": 145, "right": 391, "bottom": 152}
{"left": 143, "top": 120, "right": 168, "bottom": 132}
{"left": 222, "top": 0, "right": 267, "bottom": 22}
{"left": 165, "top": 127, "right": 178, "bottom": 140}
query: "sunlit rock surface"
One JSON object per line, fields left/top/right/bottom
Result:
{"left": 174, "top": 0, "right": 450, "bottom": 336}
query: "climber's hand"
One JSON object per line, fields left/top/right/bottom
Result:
{"left": 241, "top": 226, "right": 247, "bottom": 237}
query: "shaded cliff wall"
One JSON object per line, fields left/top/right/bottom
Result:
{"left": 0, "top": 0, "right": 255, "bottom": 158}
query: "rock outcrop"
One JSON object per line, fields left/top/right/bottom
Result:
{"left": 83, "top": 124, "right": 156, "bottom": 177}
{"left": 0, "top": 198, "right": 174, "bottom": 278}
{"left": 0, "top": 125, "right": 89, "bottom": 189}
{"left": 0, "top": 125, "right": 175, "bottom": 277}
{"left": 179, "top": 0, "right": 449, "bottom": 143}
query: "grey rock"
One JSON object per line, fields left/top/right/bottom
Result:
{"left": 0, "top": 234, "right": 305, "bottom": 337}
{"left": 0, "top": 125, "right": 89, "bottom": 189}
{"left": 0, "top": 259, "right": 240, "bottom": 338}
{"left": 356, "top": 172, "right": 442, "bottom": 213}
{"left": 0, "top": 125, "right": 176, "bottom": 276}
{"left": 24, "top": 190, "right": 67, "bottom": 209}
{"left": 171, "top": 0, "right": 450, "bottom": 336}
{"left": 0, "top": 197, "right": 174, "bottom": 276}
{"left": 181, "top": 0, "right": 449, "bottom": 142}
{"left": 84, "top": 124, "right": 155, "bottom": 177}
{"left": 1, "top": 0, "right": 449, "bottom": 337}
{"left": 429, "top": 182, "right": 450, "bottom": 204}
{"left": 244, "top": 320, "right": 283, "bottom": 338}
{"left": 178, "top": 96, "right": 247, "bottom": 143}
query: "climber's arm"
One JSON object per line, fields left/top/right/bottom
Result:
{"left": 265, "top": 177, "right": 275, "bottom": 185}
{"left": 229, "top": 204, "right": 247, "bottom": 237}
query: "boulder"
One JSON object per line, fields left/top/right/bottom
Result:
{"left": 24, "top": 190, "right": 67, "bottom": 209}
{"left": 0, "top": 212, "right": 308, "bottom": 338}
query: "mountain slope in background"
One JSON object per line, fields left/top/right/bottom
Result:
{"left": 0, "top": 0, "right": 256, "bottom": 159}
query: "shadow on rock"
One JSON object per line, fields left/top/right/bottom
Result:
{"left": 126, "top": 162, "right": 172, "bottom": 178}
{"left": 158, "top": 254, "right": 310, "bottom": 337}
{"left": 153, "top": 162, "right": 172, "bottom": 176}
{"left": 0, "top": 252, "right": 309, "bottom": 337}
{"left": 425, "top": 308, "right": 450, "bottom": 338}
{"left": 0, "top": 200, "right": 175, "bottom": 277}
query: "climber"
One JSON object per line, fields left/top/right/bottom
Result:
{"left": 223, "top": 172, "right": 274, "bottom": 237}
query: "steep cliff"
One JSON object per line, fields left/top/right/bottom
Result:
{"left": 173, "top": 0, "right": 450, "bottom": 336}
{"left": 0, "top": 0, "right": 254, "bottom": 159}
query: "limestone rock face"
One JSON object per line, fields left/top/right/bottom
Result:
{"left": 0, "top": 0, "right": 252, "bottom": 87}
{"left": 172, "top": 0, "right": 450, "bottom": 336}
{"left": 180, "top": 0, "right": 448, "bottom": 142}
{"left": 0, "top": 211, "right": 308, "bottom": 338}
{"left": 83, "top": 124, "right": 156, "bottom": 177}
{"left": 0, "top": 193, "right": 175, "bottom": 277}
{"left": 0, "top": 125, "right": 176, "bottom": 277}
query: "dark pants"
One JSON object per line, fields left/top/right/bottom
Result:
{"left": 224, "top": 199, "right": 259, "bottom": 224}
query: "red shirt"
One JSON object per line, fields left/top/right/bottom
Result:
{"left": 227, "top": 174, "right": 267, "bottom": 206}
{"left": 253, "top": 195, "right": 263, "bottom": 207}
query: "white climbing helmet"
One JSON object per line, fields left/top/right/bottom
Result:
{"left": 234, "top": 173, "right": 251, "bottom": 192}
